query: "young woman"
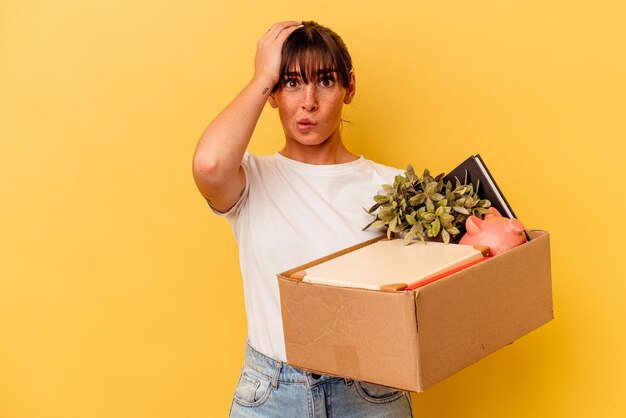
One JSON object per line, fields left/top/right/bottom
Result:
{"left": 193, "top": 21, "right": 414, "bottom": 417}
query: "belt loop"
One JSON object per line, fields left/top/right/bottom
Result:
{"left": 271, "top": 360, "right": 282, "bottom": 390}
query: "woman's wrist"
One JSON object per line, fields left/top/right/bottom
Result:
{"left": 250, "top": 73, "right": 278, "bottom": 96}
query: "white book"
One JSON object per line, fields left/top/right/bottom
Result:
{"left": 300, "top": 239, "right": 488, "bottom": 291}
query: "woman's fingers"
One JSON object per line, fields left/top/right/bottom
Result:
{"left": 254, "top": 21, "right": 303, "bottom": 85}
{"left": 265, "top": 20, "right": 302, "bottom": 41}
{"left": 275, "top": 23, "right": 302, "bottom": 43}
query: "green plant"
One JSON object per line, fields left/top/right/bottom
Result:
{"left": 363, "top": 165, "right": 492, "bottom": 245}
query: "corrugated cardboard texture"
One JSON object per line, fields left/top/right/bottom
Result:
{"left": 278, "top": 279, "right": 420, "bottom": 389}
{"left": 414, "top": 230, "right": 553, "bottom": 389}
{"left": 278, "top": 230, "right": 553, "bottom": 392}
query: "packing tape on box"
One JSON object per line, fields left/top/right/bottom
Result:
{"left": 333, "top": 345, "right": 361, "bottom": 377}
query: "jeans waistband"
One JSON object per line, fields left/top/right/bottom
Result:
{"left": 244, "top": 341, "right": 348, "bottom": 387}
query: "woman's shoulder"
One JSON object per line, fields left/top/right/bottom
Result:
{"left": 360, "top": 157, "right": 403, "bottom": 177}
{"left": 241, "top": 151, "right": 280, "bottom": 169}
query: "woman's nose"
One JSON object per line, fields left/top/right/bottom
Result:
{"left": 301, "top": 84, "right": 318, "bottom": 112}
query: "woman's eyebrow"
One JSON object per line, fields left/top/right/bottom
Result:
{"left": 317, "top": 69, "right": 337, "bottom": 77}
{"left": 281, "top": 69, "right": 337, "bottom": 83}
{"left": 284, "top": 68, "right": 336, "bottom": 76}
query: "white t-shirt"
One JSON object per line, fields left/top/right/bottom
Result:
{"left": 217, "top": 152, "right": 401, "bottom": 361}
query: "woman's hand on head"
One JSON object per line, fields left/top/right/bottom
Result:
{"left": 253, "top": 21, "right": 302, "bottom": 87}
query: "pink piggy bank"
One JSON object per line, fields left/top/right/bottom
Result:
{"left": 459, "top": 208, "right": 527, "bottom": 256}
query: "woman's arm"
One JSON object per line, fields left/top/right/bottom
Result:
{"left": 192, "top": 21, "right": 301, "bottom": 212}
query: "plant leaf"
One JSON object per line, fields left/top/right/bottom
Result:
{"left": 453, "top": 206, "right": 470, "bottom": 215}
{"left": 432, "top": 217, "right": 441, "bottom": 237}
{"left": 431, "top": 192, "right": 444, "bottom": 201}
{"left": 409, "top": 193, "right": 426, "bottom": 206}
{"left": 406, "top": 165, "right": 417, "bottom": 182}
{"left": 426, "top": 197, "right": 435, "bottom": 212}
{"left": 442, "top": 229, "right": 450, "bottom": 244}
{"left": 446, "top": 226, "right": 461, "bottom": 235}
{"left": 395, "top": 175, "right": 406, "bottom": 185}
{"left": 372, "top": 220, "right": 387, "bottom": 229}
{"left": 425, "top": 182, "right": 437, "bottom": 196}
{"left": 440, "top": 213, "right": 454, "bottom": 228}
{"left": 422, "top": 213, "right": 436, "bottom": 222}
{"left": 389, "top": 216, "right": 398, "bottom": 232}
{"left": 367, "top": 202, "right": 381, "bottom": 213}
{"left": 378, "top": 210, "right": 396, "bottom": 221}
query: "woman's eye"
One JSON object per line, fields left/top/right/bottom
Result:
{"left": 285, "top": 79, "right": 299, "bottom": 88}
{"left": 319, "top": 78, "right": 335, "bottom": 88}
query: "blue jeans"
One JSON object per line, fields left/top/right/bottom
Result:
{"left": 229, "top": 342, "right": 413, "bottom": 418}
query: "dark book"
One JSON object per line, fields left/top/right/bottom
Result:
{"left": 444, "top": 154, "right": 527, "bottom": 242}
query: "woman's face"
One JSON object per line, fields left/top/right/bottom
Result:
{"left": 269, "top": 67, "right": 355, "bottom": 148}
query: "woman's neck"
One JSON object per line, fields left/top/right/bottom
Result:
{"left": 279, "top": 137, "right": 358, "bottom": 165}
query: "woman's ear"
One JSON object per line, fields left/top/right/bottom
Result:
{"left": 344, "top": 71, "right": 356, "bottom": 104}
{"left": 267, "top": 93, "right": 278, "bottom": 109}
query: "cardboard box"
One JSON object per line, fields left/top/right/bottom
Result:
{"left": 277, "top": 230, "right": 553, "bottom": 392}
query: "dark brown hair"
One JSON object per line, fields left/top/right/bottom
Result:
{"left": 273, "top": 21, "right": 353, "bottom": 92}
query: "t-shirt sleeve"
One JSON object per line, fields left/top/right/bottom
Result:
{"left": 209, "top": 153, "right": 251, "bottom": 219}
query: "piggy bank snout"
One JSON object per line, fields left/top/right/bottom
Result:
{"left": 506, "top": 218, "right": 525, "bottom": 236}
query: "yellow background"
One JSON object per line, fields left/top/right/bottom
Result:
{"left": 1, "top": 0, "right": 625, "bottom": 416}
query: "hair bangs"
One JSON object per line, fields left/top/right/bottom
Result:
{"left": 285, "top": 47, "right": 339, "bottom": 84}
{"left": 274, "top": 21, "right": 353, "bottom": 92}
